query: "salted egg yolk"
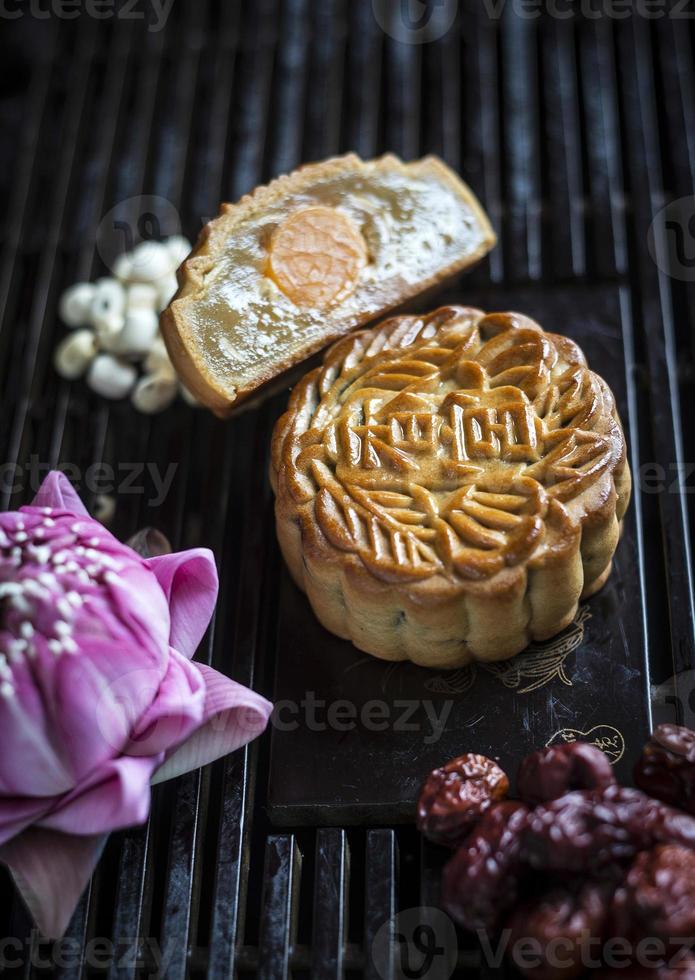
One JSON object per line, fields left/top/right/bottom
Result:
{"left": 267, "top": 206, "right": 368, "bottom": 308}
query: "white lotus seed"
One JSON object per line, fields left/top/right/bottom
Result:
{"left": 58, "top": 282, "right": 96, "bottom": 328}
{"left": 165, "top": 235, "right": 192, "bottom": 267}
{"left": 93, "top": 494, "right": 116, "bottom": 524}
{"left": 131, "top": 373, "right": 179, "bottom": 414}
{"left": 112, "top": 253, "right": 134, "bottom": 282}
{"left": 111, "top": 308, "right": 159, "bottom": 358}
{"left": 129, "top": 241, "right": 176, "bottom": 283}
{"left": 180, "top": 384, "right": 200, "bottom": 407}
{"left": 126, "top": 282, "right": 159, "bottom": 311}
{"left": 144, "top": 337, "right": 176, "bottom": 377}
{"left": 155, "top": 272, "right": 179, "bottom": 311}
{"left": 86, "top": 354, "right": 137, "bottom": 399}
{"left": 54, "top": 329, "right": 98, "bottom": 379}
{"left": 96, "top": 326, "right": 124, "bottom": 355}
{"left": 88, "top": 278, "right": 126, "bottom": 349}
{"left": 93, "top": 312, "right": 126, "bottom": 348}
{"left": 91, "top": 277, "right": 125, "bottom": 317}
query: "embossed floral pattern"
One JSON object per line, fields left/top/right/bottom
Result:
{"left": 280, "top": 307, "right": 624, "bottom": 583}
{"left": 272, "top": 307, "right": 630, "bottom": 665}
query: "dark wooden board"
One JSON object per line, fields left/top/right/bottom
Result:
{"left": 268, "top": 282, "right": 652, "bottom": 824}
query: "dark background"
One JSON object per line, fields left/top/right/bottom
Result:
{"left": 1, "top": 0, "right": 694, "bottom": 976}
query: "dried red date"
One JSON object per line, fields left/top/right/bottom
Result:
{"left": 421, "top": 729, "right": 695, "bottom": 965}
{"left": 441, "top": 800, "right": 529, "bottom": 932}
{"left": 635, "top": 724, "right": 695, "bottom": 815}
{"left": 517, "top": 741, "right": 615, "bottom": 806}
{"left": 506, "top": 877, "right": 616, "bottom": 980}
{"left": 523, "top": 786, "right": 695, "bottom": 872}
{"left": 610, "top": 845, "right": 695, "bottom": 949}
{"left": 416, "top": 752, "right": 509, "bottom": 846}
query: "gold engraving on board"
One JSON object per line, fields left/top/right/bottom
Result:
{"left": 482, "top": 607, "right": 591, "bottom": 694}
{"left": 546, "top": 723, "right": 625, "bottom": 765}
{"left": 424, "top": 665, "right": 478, "bottom": 695}
{"left": 423, "top": 607, "right": 591, "bottom": 696}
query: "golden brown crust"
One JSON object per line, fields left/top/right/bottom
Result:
{"left": 161, "top": 154, "right": 496, "bottom": 416}
{"left": 270, "top": 307, "right": 631, "bottom": 667}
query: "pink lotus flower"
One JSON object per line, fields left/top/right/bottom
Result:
{"left": 0, "top": 472, "right": 272, "bottom": 938}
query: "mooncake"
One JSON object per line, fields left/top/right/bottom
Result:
{"left": 161, "top": 155, "right": 495, "bottom": 415}
{"left": 271, "top": 307, "right": 631, "bottom": 667}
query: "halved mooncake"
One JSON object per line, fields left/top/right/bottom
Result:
{"left": 161, "top": 154, "right": 495, "bottom": 415}
{"left": 271, "top": 307, "right": 631, "bottom": 667}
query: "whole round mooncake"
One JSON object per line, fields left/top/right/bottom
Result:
{"left": 271, "top": 307, "right": 631, "bottom": 667}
